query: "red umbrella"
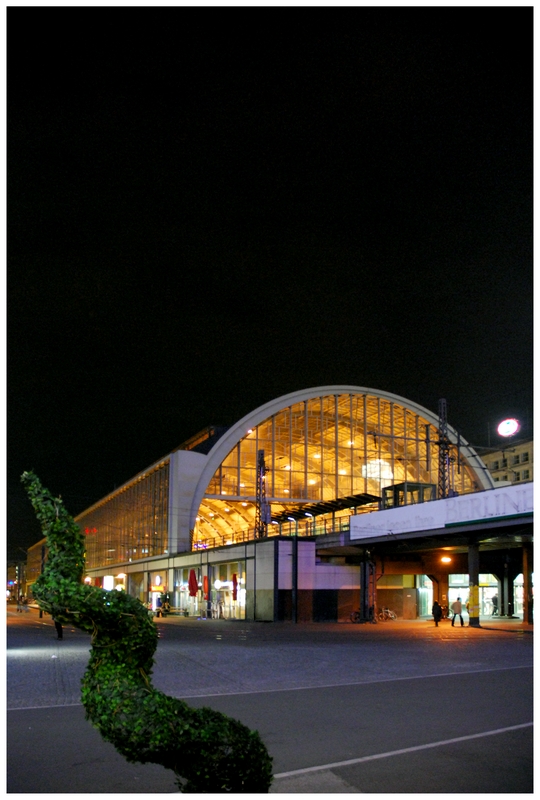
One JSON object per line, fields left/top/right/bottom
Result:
{"left": 188, "top": 569, "right": 199, "bottom": 597}
{"left": 232, "top": 573, "right": 238, "bottom": 601}
{"left": 203, "top": 575, "right": 209, "bottom": 600}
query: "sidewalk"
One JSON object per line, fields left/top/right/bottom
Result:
{"left": 415, "top": 614, "right": 534, "bottom": 633}
{"left": 149, "top": 609, "right": 534, "bottom": 634}
{"left": 9, "top": 604, "right": 533, "bottom": 634}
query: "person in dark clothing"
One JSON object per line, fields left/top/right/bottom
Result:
{"left": 432, "top": 601, "right": 443, "bottom": 627}
{"left": 491, "top": 594, "right": 499, "bottom": 616}
{"left": 53, "top": 617, "right": 63, "bottom": 639}
{"left": 155, "top": 596, "right": 163, "bottom": 617}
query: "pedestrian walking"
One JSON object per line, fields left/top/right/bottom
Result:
{"left": 491, "top": 594, "right": 499, "bottom": 616}
{"left": 432, "top": 601, "right": 442, "bottom": 627}
{"left": 16, "top": 596, "right": 22, "bottom": 613}
{"left": 450, "top": 597, "right": 464, "bottom": 627}
{"left": 155, "top": 596, "right": 163, "bottom": 617}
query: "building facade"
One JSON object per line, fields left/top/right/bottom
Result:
{"left": 484, "top": 439, "right": 533, "bottom": 486}
{"left": 26, "top": 385, "right": 531, "bottom": 623}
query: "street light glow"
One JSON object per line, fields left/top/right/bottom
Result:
{"left": 497, "top": 418, "right": 520, "bottom": 437}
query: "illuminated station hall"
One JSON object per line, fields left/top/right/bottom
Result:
{"left": 26, "top": 386, "right": 534, "bottom": 624}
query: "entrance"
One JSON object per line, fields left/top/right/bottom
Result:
{"left": 448, "top": 574, "right": 500, "bottom": 617}
{"left": 416, "top": 575, "right": 433, "bottom": 616}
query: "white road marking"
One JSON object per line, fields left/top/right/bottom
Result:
{"left": 172, "top": 663, "right": 533, "bottom": 698}
{"left": 273, "top": 722, "right": 534, "bottom": 779}
{"left": 7, "top": 664, "right": 532, "bottom": 709}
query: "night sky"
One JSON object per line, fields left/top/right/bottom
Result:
{"left": 7, "top": 7, "right": 533, "bottom": 560}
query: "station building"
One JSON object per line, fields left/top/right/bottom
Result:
{"left": 25, "top": 386, "right": 533, "bottom": 623}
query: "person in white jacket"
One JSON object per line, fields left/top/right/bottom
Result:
{"left": 451, "top": 597, "right": 464, "bottom": 627}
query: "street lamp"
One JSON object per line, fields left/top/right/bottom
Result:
{"left": 497, "top": 418, "right": 521, "bottom": 438}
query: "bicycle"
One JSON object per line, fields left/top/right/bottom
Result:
{"left": 377, "top": 607, "right": 397, "bottom": 621}
{"left": 350, "top": 607, "right": 377, "bottom": 624}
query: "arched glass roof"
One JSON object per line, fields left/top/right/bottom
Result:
{"left": 191, "top": 387, "right": 492, "bottom": 549}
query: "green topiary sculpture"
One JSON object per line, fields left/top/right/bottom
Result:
{"left": 22, "top": 471, "right": 273, "bottom": 793}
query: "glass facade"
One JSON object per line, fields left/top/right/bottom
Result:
{"left": 172, "top": 561, "right": 246, "bottom": 619}
{"left": 77, "top": 461, "right": 169, "bottom": 569}
{"left": 448, "top": 573, "right": 499, "bottom": 615}
{"left": 194, "top": 393, "right": 480, "bottom": 549}
{"left": 416, "top": 574, "right": 433, "bottom": 616}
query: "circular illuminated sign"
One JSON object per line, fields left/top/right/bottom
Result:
{"left": 497, "top": 418, "right": 520, "bottom": 437}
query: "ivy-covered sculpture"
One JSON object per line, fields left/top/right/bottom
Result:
{"left": 22, "top": 471, "right": 273, "bottom": 793}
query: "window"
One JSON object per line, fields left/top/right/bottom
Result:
{"left": 521, "top": 452, "right": 529, "bottom": 463}
{"left": 502, "top": 475, "right": 508, "bottom": 482}
{"left": 197, "top": 392, "right": 482, "bottom": 549}
{"left": 501, "top": 458, "right": 508, "bottom": 468}
{"left": 77, "top": 461, "right": 170, "bottom": 569}
{"left": 513, "top": 472, "right": 520, "bottom": 481}
{"left": 512, "top": 455, "right": 520, "bottom": 466}
{"left": 492, "top": 461, "right": 499, "bottom": 470}
{"left": 522, "top": 469, "right": 530, "bottom": 480}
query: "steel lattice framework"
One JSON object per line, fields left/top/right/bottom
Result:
{"left": 255, "top": 450, "right": 271, "bottom": 538}
{"left": 437, "top": 398, "right": 451, "bottom": 499}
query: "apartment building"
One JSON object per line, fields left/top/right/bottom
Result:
{"left": 485, "top": 439, "right": 533, "bottom": 485}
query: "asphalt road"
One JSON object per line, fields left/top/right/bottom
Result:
{"left": 7, "top": 608, "right": 533, "bottom": 793}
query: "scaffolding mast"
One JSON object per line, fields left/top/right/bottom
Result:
{"left": 255, "top": 449, "right": 271, "bottom": 538}
{"left": 437, "top": 398, "right": 451, "bottom": 499}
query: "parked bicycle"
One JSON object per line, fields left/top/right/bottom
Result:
{"left": 350, "top": 606, "right": 377, "bottom": 624}
{"left": 377, "top": 607, "right": 397, "bottom": 621}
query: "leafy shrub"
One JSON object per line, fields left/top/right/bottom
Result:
{"left": 22, "top": 471, "right": 273, "bottom": 792}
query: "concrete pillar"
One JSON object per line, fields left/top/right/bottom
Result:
{"left": 273, "top": 539, "right": 279, "bottom": 623}
{"left": 468, "top": 541, "right": 480, "bottom": 627}
{"left": 523, "top": 544, "right": 533, "bottom": 625}
{"left": 358, "top": 562, "right": 368, "bottom": 621}
{"left": 144, "top": 570, "right": 151, "bottom": 606}
{"left": 493, "top": 576, "right": 502, "bottom": 617}
{"left": 502, "top": 555, "right": 520, "bottom": 617}
{"left": 292, "top": 535, "right": 298, "bottom": 623}
{"left": 439, "top": 575, "right": 449, "bottom": 612}
{"left": 358, "top": 561, "right": 375, "bottom": 621}
{"left": 501, "top": 553, "right": 523, "bottom": 618}
{"left": 168, "top": 567, "right": 174, "bottom": 601}
{"left": 502, "top": 563, "right": 511, "bottom": 617}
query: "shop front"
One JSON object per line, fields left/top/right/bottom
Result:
{"left": 448, "top": 573, "right": 506, "bottom": 617}
{"left": 172, "top": 561, "right": 246, "bottom": 619}
{"left": 149, "top": 571, "right": 168, "bottom": 612}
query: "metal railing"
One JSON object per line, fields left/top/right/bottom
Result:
{"left": 193, "top": 518, "right": 351, "bottom": 550}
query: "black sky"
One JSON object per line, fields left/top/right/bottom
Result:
{"left": 7, "top": 7, "right": 533, "bottom": 559}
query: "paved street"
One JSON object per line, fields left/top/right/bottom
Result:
{"left": 7, "top": 608, "right": 533, "bottom": 793}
